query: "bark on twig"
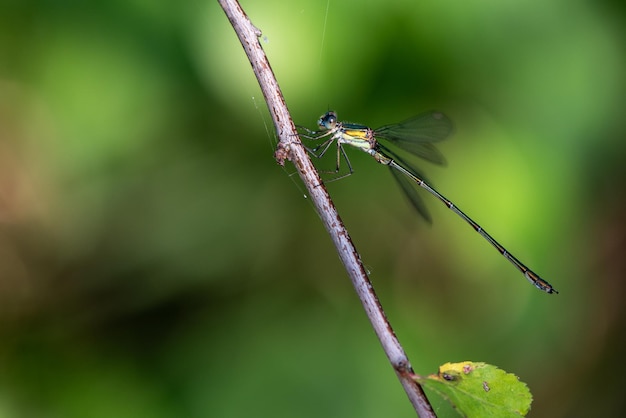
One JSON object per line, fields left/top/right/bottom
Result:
{"left": 218, "top": 1, "right": 436, "bottom": 416}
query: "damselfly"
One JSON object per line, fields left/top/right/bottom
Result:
{"left": 298, "top": 111, "right": 557, "bottom": 294}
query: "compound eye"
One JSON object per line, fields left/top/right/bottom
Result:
{"left": 319, "top": 111, "right": 337, "bottom": 129}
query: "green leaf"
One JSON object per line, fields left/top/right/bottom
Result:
{"left": 413, "top": 361, "right": 532, "bottom": 417}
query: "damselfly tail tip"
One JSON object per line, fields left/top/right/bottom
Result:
{"left": 541, "top": 284, "right": 559, "bottom": 295}
{"left": 525, "top": 270, "right": 558, "bottom": 294}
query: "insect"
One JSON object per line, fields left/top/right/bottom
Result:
{"left": 299, "top": 111, "right": 557, "bottom": 294}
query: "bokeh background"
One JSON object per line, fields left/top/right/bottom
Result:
{"left": 0, "top": 0, "right": 625, "bottom": 416}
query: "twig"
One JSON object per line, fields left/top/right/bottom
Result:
{"left": 218, "top": 1, "right": 436, "bottom": 416}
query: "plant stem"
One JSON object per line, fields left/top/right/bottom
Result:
{"left": 217, "top": 1, "right": 435, "bottom": 416}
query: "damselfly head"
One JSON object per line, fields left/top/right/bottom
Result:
{"left": 318, "top": 111, "right": 338, "bottom": 130}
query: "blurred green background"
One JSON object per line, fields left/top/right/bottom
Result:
{"left": 0, "top": 0, "right": 624, "bottom": 416}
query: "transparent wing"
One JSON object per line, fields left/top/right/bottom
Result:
{"left": 374, "top": 111, "right": 453, "bottom": 165}
{"left": 378, "top": 143, "right": 432, "bottom": 223}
